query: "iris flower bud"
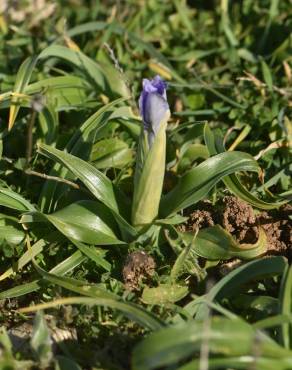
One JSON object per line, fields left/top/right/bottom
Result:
{"left": 139, "top": 76, "right": 170, "bottom": 147}
{"left": 132, "top": 76, "right": 170, "bottom": 227}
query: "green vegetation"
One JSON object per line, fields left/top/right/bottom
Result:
{"left": 0, "top": 0, "right": 291, "bottom": 369}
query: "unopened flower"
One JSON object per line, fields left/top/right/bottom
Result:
{"left": 139, "top": 75, "right": 170, "bottom": 146}
{"left": 132, "top": 75, "right": 170, "bottom": 227}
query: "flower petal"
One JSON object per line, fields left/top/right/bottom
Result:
{"left": 138, "top": 75, "right": 169, "bottom": 146}
{"left": 144, "top": 92, "right": 169, "bottom": 136}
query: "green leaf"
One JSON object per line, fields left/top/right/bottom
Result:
{"left": 0, "top": 233, "right": 62, "bottom": 282}
{"left": 30, "top": 311, "right": 52, "bottom": 366}
{"left": 25, "top": 75, "right": 90, "bottom": 95}
{"left": 19, "top": 296, "right": 164, "bottom": 332}
{"left": 38, "top": 98, "right": 127, "bottom": 213}
{"left": 0, "top": 188, "right": 36, "bottom": 211}
{"left": 25, "top": 75, "right": 90, "bottom": 110}
{"left": 173, "top": 0, "right": 195, "bottom": 36}
{"left": 142, "top": 284, "right": 189, "bottom": 305}
{"left": 184, "top": 225, "right": 267, "bottom": 260}
{"left": 90, "top": 138, "right": 133, "bottom": 169}
{"left": 28, "top": 246, "right": 117, "bottom": 300}
{"left": 155, "top": 214, "right": 188, "bottom": 226}
{"left": 69, "top": 239, "right": 111, "bottom": 271}
{"left": 0, "top": 327, "right": 12, "bottom": 354}
{"left": 0, "top": 225, "right": 25, "bottom": 245}
{"left": 0, "top": 251, "right": 86, "bottom": 299}
{"left": 37, "top": 143, "right": 137, "bottom": 239}
{"left": 192, "top": 256, "right": 288, "bottom": 320}
{"left": 38, "top": 144, "right": 119, "bottom": 211}
{"left": 261, "top": 60, "right": 273, "bottom": 91}
{"left": 132, "top": 316, "right": 291, "bottom": 370}
{"left": 279, "top": 264, "right": 292, "bottom": 349}
{"left": 55, "top": 356, "right": 82, "bottom": 370}
{"left": 221, "top": 0, "right": 239, "bottom": 47}
{"left": 170, "top": 232, "right": 197, "bottom": 282}
{"left": 177, "top": 143, "right": 209, "bottom": 173}
{"left": 132, "top": 115, "right": 169, "bottom": 226}
{"left": 22, "top": 200, "right": 124, "bottom": 245}
{"left": 38, "top": 45, "right": 108, "bottom": 92}
{"left": 179, "top": 356, "right": 292, "bottom": 370}
{"left": 66, "top": 21, "right": 107, "bottom": 37}
{"left": 8, "top": 56, "right": 37, "bottom": 130}
{"left": 204, "top": 124, "right": 287, "bottom": 209}
{"left": 161, "top": 151, "right": 260, "bottom": 216}
{"left": 0, "top": 281, "right": 43, "bottom": 299}
{"left": 38, "top": 105, "right": 58, "bottom": 145}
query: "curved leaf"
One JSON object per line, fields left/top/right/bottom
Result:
{"left": 0, "top": 188, "right": 36, "bottom": 211}
{"left": 179, "top": 356, "right": 292, "bottom": 370}
{"left": 8, "top": 56, "right": 37, "bottom": 130}
{"left": 37, "top": 143, "right": 137, "bottom": 239}
{"left": 188, "top": 225, "right": 267, "bottom": 260}
{"left": 132, "top": 317, "right": 292, "bottom": 370}
{"left": 193, "top": 256, "right": 288, "bottom": 320}
{"left": 25, "top": 75, "right": 90, "bottom": 95}
{"left": 204, "top": 124, "right": 287, "bottom": 209}
{"left": 22, "top": 200, "right": 124, "bottom": 245}
{"left": 38, "top": 45, "right": 108, "bottom": 91}
{"left": 38, "top": 144, "right": 119, "bottom": 211}
{"left": 38, "top": 98, "right": 126, "bottom": 213}
{"left": 47, "top": 201, "right": 123, "bottom": 245}
{"left": 161, "top": 151, "right": 260, "bottom": 216}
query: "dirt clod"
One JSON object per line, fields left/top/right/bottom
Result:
{"left": 257, "top": 204, "right": 292, "bottom": 255}
{"left": 122, "top": 251, "right": 156, "bottom": 291}
{"left": 181, "top": 196, "right": 292, "bottom": 256}
{"left": 222, "top": 196, "right": 258, "bottom": 244}
{"left": 178, "top": 201, "right": 214, "bottom": 232}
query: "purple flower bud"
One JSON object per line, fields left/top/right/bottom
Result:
{"left": 139, "top": 75, "right": 169, "bottom": 146}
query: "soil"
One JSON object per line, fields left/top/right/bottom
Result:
{"left": 221, "top": 196, "right": 258, "bottom": 244}
{"left": 122, "top": 198, "right": 291, "bottom": 286}
{"left": 122, "top": 251, "right": 156, "bottom": 291}
{"left": 181, "top": 196, "right": 292, "bottom": 256}
{"left": 179, "top": 201, "right": 215, "bottom": 232}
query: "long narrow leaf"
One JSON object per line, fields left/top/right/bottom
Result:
{"left": 204, "top": 124, "right": 287, "bottom": 209}
{"left": 0, "top": 188, "right": 36, "bottom": 211}
{"left": 161, "top": 151, "right": 260, "bottom": 216}
{"left": 19, "top": 296, "right": 164, "bottom": 331}
{"left": 8, "top": 56, "right": 37, "bottom": 130}
{"left": 132, "top": 317, "right": 292, "bottom": 370}
{"left": 37, "top": 143, "right": 137, "bottom": 239}
{"left": 38, "top": 98, "right": 127, "bottom": 213}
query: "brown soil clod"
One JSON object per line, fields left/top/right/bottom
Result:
{"left": 181, "top": 196, "right": 292, "bottom": 257}
{"left": 179, "top": 201, "right": 215, "bottom": 232}
{"left": 221, "top": 196, "right": 258, "bottom": 244}
{"left": 257, "top": 204, "right": 292, "bottom": 255}
{"left": 122, "top": 251, "right": 156, "bottom": 291}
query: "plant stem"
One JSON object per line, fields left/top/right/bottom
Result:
{"left": 26, "top": 110, "right": 37, "bottom": 165}
{"left": 24, "top": 169, "right": 80, "bottom": 190}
